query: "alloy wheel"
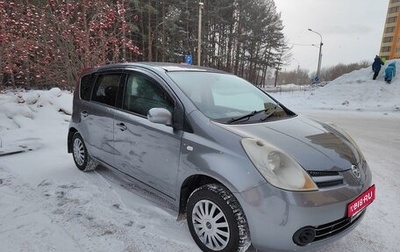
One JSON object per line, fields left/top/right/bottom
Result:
{"left": 191, "top": 199, "right": 230, "bottom": 250}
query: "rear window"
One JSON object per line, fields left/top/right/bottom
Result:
{"left": 80, "top": 74, "right": 93, "bottom": 101}
{"left": 91, "top": 74, "right": 122, "bottom": 107}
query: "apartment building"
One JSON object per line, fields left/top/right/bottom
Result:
{"left": 380, "top": 0, "right": 400, "bottom": 59}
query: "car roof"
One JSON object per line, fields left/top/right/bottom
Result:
{"left": 80, "top": 62, "right": 227, "bottom": 76}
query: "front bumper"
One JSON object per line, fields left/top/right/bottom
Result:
{"left": 234, "top": 168, "right": 372, "bottom": 251}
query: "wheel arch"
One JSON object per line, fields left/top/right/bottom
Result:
{"left": 178, "top": 174, "right": 231, "bottom": 217}
{"left": 67, "top": 127, "right": 78, "bottom": 153}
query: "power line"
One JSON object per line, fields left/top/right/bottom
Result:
{"left": 289, "top": 43, "right": 315, "bottom": 47}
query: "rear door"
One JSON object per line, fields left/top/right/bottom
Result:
{"left": 113, "top": 70, "right": 182, "bottom": 199}
{"left": 82, "top": 72, "right": 123, "bottom": 167}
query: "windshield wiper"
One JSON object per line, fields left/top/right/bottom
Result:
{"left": 227, "top": 109, "right": 270, "bottom": 124}
{"left": 227, "top": 105, "right": 284, "bottom": 124}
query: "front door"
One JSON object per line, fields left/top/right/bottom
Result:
{"left": 113, "top": 72, "right": 181, "bottom": 199}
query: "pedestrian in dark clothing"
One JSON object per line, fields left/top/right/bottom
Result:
{"left": 384, "top": 62, "right": 396, "bottom": 84}
{"left": 372, "top": 55, "right": 384, "bottom": 80}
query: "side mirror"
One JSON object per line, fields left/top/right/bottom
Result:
{"left": 147, "top": 108, "right": 172, "bottom": 126}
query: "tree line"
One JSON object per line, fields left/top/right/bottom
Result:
{"left": 276, "top": 61, "right": 370, "bottom": 85}
{"left": 0, "top": 0, "right": 287, "bottom": 89}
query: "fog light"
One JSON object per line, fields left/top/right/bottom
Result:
{"left": 293, "top": 226, "right": 316, "bottom": 246}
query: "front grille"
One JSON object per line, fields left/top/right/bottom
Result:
{"left": 314, "top": 210, "right": 365, "bottom": 241}
{"left": 308, "top": 171, "right": 340, "bottom": 177}
{"left": 308, "top": 170, "right": 344, "bottom": 188}
{"left": 315, "top": 180, "right": 343, "bottom": 187}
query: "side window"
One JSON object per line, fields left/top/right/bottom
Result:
{"left": 123, "top": 73, "right": 173, "bottom": 116}
{"left": 80, "top": 74, "right": 93, "bottom": 101}
{"left": 91, "top": 74, "right": 122, "bottom": 106}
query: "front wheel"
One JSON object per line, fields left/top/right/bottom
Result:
{"left": 72, "top": 132, "right": 97, "bottom": 172}
{"left": 187, "top": 184, "right": 250, "bottom": 252}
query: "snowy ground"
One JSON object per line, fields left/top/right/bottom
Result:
{"left": 0, "top": 64, "right": 399, "bottom": 252}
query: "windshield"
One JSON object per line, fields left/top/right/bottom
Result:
{"left": 167, "top": 71, "right": 292, "bottom": 123}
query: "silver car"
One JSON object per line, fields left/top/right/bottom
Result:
{"left": 67, "top": 62, "right": 375, "bottom": 252}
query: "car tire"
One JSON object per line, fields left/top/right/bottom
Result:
{"left": 72, "top": 132, "right": 97, "bottom": 172}
{"left": 187, "top": 184, "right": 250, "bottom": 252}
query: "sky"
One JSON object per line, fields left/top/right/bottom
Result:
{"left": 274, "top": 0, "right": 389, "bottom": 73}
{"left": 0, "top": 63, "right": 400, "bottom": 251}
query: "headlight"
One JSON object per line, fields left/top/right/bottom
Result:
{"left": 241, "top": 138, "right": 318, "bottom": 191}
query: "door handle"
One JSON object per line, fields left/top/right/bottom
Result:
{"left": 116, "top": 122, "right": 127, "bottom": 131}
{"left": 81, "top": 111, "right": 88, "bottom": 117}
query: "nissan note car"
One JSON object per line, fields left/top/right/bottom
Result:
{"left": 67, "top": 62, "right": 375, "bottom": 252}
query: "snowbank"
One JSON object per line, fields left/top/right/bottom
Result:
{"left": 273, "top": 61, "right": 400, "bottom": 113}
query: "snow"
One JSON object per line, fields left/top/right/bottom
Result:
{"left": 1, "top": 62, "right": 400, "bottom": 252}
{"left": 273, "top": 65, "right": 400, "bottom": 113}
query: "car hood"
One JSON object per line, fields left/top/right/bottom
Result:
{"left": 217, "top": 115, "right": 359, "bottom": 172}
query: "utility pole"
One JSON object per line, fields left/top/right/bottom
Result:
{"left": 197, "top": 1, "right": 204, "bottom": 66}
{"left": 293, "top": 58, "right": 300, "bottom": 84}
{"left": 308, "top": 28, "right": 323, "bottom": 82}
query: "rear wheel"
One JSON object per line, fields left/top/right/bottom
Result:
{"left": 187, "top": 184, "right": 250, "bottom": 252}
{"left": 72, "top": 132, "right": 97, "bottom": 171}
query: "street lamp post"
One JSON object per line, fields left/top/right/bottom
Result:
{"left": 293, "top": 58, "right": 300, "bottom": 84}
{"left": 197, "top": 1, "right": 204, "bottom": 66}
{"left": 308, "top": 28, "right": 323, "bottom": 82}
{"left": 292, "top": 58, "right": 300, "bottom": 73}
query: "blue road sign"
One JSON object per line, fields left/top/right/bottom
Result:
{"left": 185, "top": 55, "right": 192, "bottom": 65}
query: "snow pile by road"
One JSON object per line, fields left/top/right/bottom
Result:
{"left": 272, "top": 60, "right": 400, "bottom": 113}
{"left": 0, "top": 88, "right": 72, "bottom": 155}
